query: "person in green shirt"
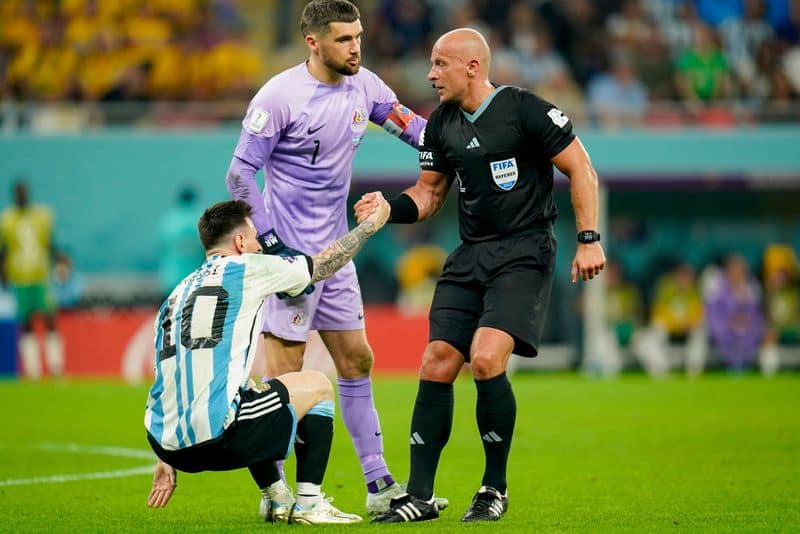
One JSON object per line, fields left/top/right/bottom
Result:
{"left": 676, "top": 23, "right": 732, "bottom": 103}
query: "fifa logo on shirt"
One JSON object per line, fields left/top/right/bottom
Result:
{"left": 491, "top": 160, "right": 515, "bottom": 171}
{"left": 489, "top": 158, "right": 518, "bottom": 191}
{"left": 419, "top": 151, "right": 434, "bottom": 168}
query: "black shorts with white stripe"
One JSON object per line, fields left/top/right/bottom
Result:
{"left": 147, "top": 379, "right": 297, "bottom": 473}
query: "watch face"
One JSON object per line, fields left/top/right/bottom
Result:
{"left": 579, "top": 231, "right": 599, "bottom": 243}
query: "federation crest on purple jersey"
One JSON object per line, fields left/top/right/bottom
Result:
{"left": 351, "top": 106, "right": 368, "bottom": 131}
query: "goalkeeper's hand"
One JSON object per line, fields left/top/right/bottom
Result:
{"left": 257, "top": 229, "right": 316, "bottom": 299}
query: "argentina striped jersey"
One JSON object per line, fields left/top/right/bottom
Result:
{"left": 145, "top": 253, "right": 310, "bottom": 450}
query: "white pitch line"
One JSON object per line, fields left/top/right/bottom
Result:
{"left": 37, "top": 442, "right": 155, "bottom": 460}
{"left": 0, "top": 442, "right": 156, "bottom": 487}
{"left": 0, "top": 465, "right": 154, "bottom": 487}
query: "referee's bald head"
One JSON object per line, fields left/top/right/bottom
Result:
{"left": 434, "top": 28, "right": 491, "bottom": 76}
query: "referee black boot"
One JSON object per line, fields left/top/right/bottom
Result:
{"left": 370, "top": 493, "right": 439, "bottom": 523}
{"left": 461, "top": 486, "right": 508, "bottom": 522}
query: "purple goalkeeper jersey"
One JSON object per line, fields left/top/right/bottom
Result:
{"left": 227, "top": 62, "right": 426, "bottom": 254}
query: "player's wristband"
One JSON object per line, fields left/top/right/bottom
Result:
{"left": 388, "top": 193, "right": 419, "bottom": 224}
{"left": 258, "top": 229, "right": 284, "bottom": 255}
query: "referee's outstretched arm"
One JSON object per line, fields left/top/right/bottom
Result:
{"left": 353, "top": 170, "right": 453, "bottom": 225}
{"left": 551, "top": 137, "right": 607, "bottom": 283}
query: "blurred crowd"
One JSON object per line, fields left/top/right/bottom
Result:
{"left": 1, "top": 0, "right": 800, "bottom": 126}
{"left": 364, "top": 0, "right": 800, "bottom": 125}
{"left": 0, "top": 0, "right": 265, "bottom": 102}
{"left": 599, "top": 244, "right": 800, "bottom": 375}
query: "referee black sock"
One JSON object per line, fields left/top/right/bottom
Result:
{"left": 475, "top": 372, "right": 515, "bottom": 494}
{"left": 295, "top": 403, "right": 335, "bottom": 485}
{"left": 248, "top": 459, "right": 282, "bottom": 490}
{"left": 406, "top": 380, "right": 454, "bottom": 501}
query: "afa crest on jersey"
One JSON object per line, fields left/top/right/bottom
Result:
{"left": 351, "top": 106, "right": 368, "bottom": 132}
{"left": 490, "top": 158, "right": 518, "bottom": 191}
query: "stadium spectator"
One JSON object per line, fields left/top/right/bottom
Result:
{"left": 377, "top": 0, "right": 434, "bottom": 58}
{"left": 51, "top": 254, "right": 81, "bottom": 310}
{"left": 760, "top": 244, "right": 800, "bottom": 375}
{"left": 719, "top": 0, "right": 775, "bottom": 94}
{"left": 587, "top": 53, "right": 649, "bottom": 127}
{"left": 784, "top": 43, "right": 800, "bottom": 90}
{"left": 157, "top": 185, "right": 204, "bottom": 299}
{"left": 0, "top": 0, "right": 266, "bottom": 104}
{"left": 0, "top": 180, "right": 63, "bottom": 379}
{"left": 146, "top": 197, "right": 391, "bottom": 524}
{"left": 704, "top": 254, "right": 765, "bottom": 371}
{"left": 534, "top": 66, "right": 586, "bottom": 124}
{"left": 555, "top": 0, "right": 610, "bottom": 86}
{"left": 395, "top": 243, "right": 447, "bottom": 315}
{"left": 5, "top": 17, "right": 77, "bottom": 101}
{"left": 638, "top": 261, "right": 708, "bottom": 376}
{"left": 485, "top": 30, "right": 524, "bottom": 86}
{"left": 656, "top": 0, "right": 701, "bottom": 58}
{"left": 598, "top": 259, "right": 643, "bottom": 375}
{"left": 694, "top": 0, "right": 743, "bottom": 27}
{"left": 675, "top": 22, "right": 732, "bottom": 104}
{"left": 606, "top": 0, "right": 660, "bottom": 58}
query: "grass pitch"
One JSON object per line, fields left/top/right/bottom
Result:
{"left": 0, "top": 373, "right": 798, "bottom": 532}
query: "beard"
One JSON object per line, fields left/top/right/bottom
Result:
{"left": 323, "top": 53, "right": 360, "bottom": 76}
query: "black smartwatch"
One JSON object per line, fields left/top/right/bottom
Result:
{"left": 577, "top": 230, "right": 601, "bottom": 244}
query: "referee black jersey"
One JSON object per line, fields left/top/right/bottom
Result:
{"left": 419, "top": 85, "right": 575, "bottom": 242}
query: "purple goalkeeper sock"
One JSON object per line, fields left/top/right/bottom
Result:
{"left": 337, "top": 376, "right": 392, "bottom": 489}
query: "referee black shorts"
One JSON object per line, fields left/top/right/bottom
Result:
{"left": 429, "top": 228, "right": 556, "bottom": 360}
{"left": 147, "top": 379, "right": 297, "bottom": 473}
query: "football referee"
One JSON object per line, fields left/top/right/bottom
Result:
{"left": 358, "top": 28, "right": 606, "bottom": 523}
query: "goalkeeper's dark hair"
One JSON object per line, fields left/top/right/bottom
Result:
{"left": 197, "top": 200, "right": 253, "bottom": 250}
{"left": 300, "top": 0, "right": 360, "bottom": 36}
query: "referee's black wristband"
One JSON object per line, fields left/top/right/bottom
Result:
{"left": 388, "top": 193, "right": 419, "bottom": 224}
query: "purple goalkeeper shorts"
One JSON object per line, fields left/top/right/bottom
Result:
{"left": 262, "top": 261, "right": 365, "bottom": 341}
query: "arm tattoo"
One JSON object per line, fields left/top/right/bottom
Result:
{"left": 310, "top": 221, "right": 377, "bottom": 284}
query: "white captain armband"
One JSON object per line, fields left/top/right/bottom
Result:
{"left": 381, "top": 102, "right": 416, "bottom": 137}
